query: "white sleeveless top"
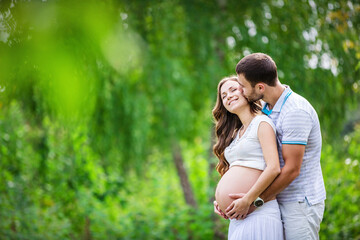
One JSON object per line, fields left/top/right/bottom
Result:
{"left": 224, "top": 115, "right": 276, "bottom": 171}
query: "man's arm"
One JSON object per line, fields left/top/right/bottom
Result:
{"left": 260, "top": 144, "right": 305, "bottom": 202}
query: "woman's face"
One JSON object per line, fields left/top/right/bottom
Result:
{"left": 220, "top": 80, "right": 248, "bottom": 114}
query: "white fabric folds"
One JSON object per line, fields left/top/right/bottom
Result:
{"left": 228, "top": 200, "right": 284, "bottom": 240}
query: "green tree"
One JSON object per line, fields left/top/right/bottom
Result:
{"left": 0, "top": 0, "right": 359, "bottom": 239}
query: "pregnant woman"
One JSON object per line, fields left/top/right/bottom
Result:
{"left": 212, "top": 76, "right": 283, "bottom": 240}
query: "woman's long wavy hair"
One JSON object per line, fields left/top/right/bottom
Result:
{"left": 212, "top": 76, "right": 262, "bottom": 176}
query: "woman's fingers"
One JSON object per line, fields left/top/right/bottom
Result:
{"left": 222, "top": 213, "right": 229, "bottom": 219}
{"left": 228, "top": 193, "right": 246, "bottom": 199}
{"left": 227, "top": 208, "right": 240, "bottom": 218}
{"left": 228, "top": 209, "right": 246, "bottom": 219}
{"left": 214, "top": 201, "right": 223, "bottom": 214}
{"left": 213, "top": 202, "right": 219, "bottom": 213}
{"left": 225, "top": 202, "right": 234, "bottom": 213}
{"left": 213, "top": 201, "right": 229, "bottom": 219}
{"left": 226, "top": 209, "right": 234, "bottom": 218}
{"left": 213, "top": 202, "right": 220, "bottom": 213}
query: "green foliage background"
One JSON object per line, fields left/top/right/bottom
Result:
{"left": 0, "top": 0, "right": 359, "bottom": 239}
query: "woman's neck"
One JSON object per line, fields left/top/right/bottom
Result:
{"left": 236, "top": 108, "right": 256, "bottom": 128}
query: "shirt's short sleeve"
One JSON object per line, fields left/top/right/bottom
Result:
{"left": 281, "top": 109, "right": 312, "bottom": 145}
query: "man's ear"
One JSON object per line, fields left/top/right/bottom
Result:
{"left": 256, "top": 83, "right": 265, "bottom": 93}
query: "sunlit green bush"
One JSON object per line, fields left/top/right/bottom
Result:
{"left": 320, "top": 125, "right": 360, "bottom": 240}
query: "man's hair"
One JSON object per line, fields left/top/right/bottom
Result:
{"left": 235, "top": 53, "right": 278, "bottom": 87}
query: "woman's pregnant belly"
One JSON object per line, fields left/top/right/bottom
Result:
{"left": 215, "top": 166, "right": 262, "bottom": 213}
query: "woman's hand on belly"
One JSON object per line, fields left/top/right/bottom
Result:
{"left": 225, "top": 197, "right": 252, "bottom": 220}
{"left": 228, "top": 193, "right": 257, "bottom": 218}
{"left": 213, "top": 201, "right": 228, "bottom": 220}
{"left": 215, "top": 166, "right": 261, "bottom": 213}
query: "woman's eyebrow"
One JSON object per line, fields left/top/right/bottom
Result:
{"left": 222, "top": 86, "right": 235, "bottom": 95}
{"left": 228, "top": 86, "right": 236, "bottom": 91}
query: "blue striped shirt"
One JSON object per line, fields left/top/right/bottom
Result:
{"left": 262, "top": 86, "right": 326, "bottom": 205}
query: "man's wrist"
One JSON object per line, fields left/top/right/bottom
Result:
{"left": 259, "top": 194, "right": 271, "bottom": 203}
{"left": 253, "top": 197, "right": 264, "bottom": 207}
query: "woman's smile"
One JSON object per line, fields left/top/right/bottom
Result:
{"left": 228, "top": 98, "right": 239, "bottom": 105}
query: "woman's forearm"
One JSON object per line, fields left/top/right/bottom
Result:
{"left": 242, "top": 165, "right": 280, "bottom": 205}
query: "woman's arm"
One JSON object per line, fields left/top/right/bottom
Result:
{"left": 225, "top": 121, "right": 280, "bottom": 219}
{"left": 260, "top": 144, "right": 304, "bottom": 202}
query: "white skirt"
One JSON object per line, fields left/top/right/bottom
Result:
{"left": 228, "top": 199, "right": 284, "bottom": 240}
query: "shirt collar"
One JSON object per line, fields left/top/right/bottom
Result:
{"left": 262, "top": 85, "right": 292, "bottom": 116}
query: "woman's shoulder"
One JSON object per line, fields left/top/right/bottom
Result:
{"left": 254, "top": 114, "right": 272, "bottom": 122}
{"left": 254, "top": 114, "right": 276, "bottom": 132}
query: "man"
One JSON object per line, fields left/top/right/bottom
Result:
{"left": 229, "top": 53, "right": 325, "bottom": 239}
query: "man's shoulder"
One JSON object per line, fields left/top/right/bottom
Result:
{"left": 283, "top": 91, "right": 316, "bottom": 114}
{"left": 278, "top": 91, "right": 320, "bottom": 130}
{"left": 289, "top": 91, "right": 310, "bottom": 105}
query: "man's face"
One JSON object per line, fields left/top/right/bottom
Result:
{"left": 237, "top": 74, "right": 263, "bottom": 102}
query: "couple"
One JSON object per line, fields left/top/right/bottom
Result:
{"left": 212, "top": 53, "right": 326, "bottom": 240}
